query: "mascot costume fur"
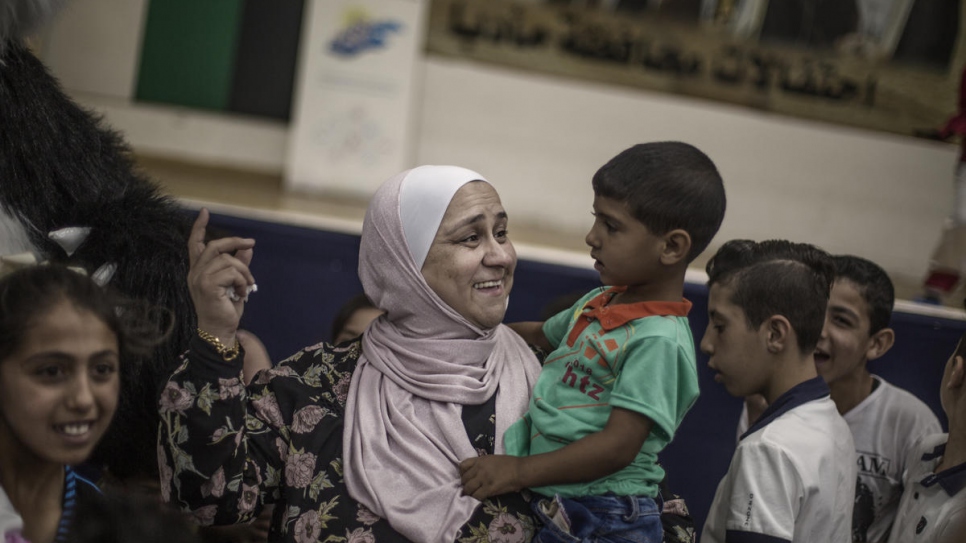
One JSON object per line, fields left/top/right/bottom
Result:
{"left": 0, "top": 0, "right": 195, "bottom": 485}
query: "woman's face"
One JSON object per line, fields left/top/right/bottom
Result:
{"left": 0, "top": 298, "right": 120, "bottom": 467}
{"left": 421, "top": 181, "right": 516, "bottom": 329}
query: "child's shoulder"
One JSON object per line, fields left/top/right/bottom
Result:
{"left": 907, "top": 432, "right": 949, "bottom": 461}
{"left": 749, "top": 396, "right": 852, "bottom": 454}
{"left": 621, "top": 301, "right": 694, "bottom": 339}
{"left": 854, "top": 375, "right": 941, "bottom": 426}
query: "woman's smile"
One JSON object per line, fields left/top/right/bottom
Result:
{"left": 422, "top": 181, "right": 516, "bottom": 329}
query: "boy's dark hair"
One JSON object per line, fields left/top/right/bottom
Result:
{"left": 706, "top": 239, "right": 835, "bottom": 354}
{"left": 331, "top": 292, "right": 377, "bottom": 342}
{"left": 592, "top": 142, "right": 726, "bottom": 262}
{"left": 0, "top": 265, "right": 169, "bottom": 367}
{"left": 832, "top": 255, "right": 895, "bottom": 335}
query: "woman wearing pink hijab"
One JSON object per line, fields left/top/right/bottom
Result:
{"left": 160, "top": 166, "right": 542, "bottom": 542}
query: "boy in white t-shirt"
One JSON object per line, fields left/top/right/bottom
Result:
{"left": 888, "top": 322, "right": 966, "bottom": 542}
{"left": 701, "top": 240, "right": 856, "bottom": 543}
{"left": 737, "top": 255, "right": 942, "bottom": 542}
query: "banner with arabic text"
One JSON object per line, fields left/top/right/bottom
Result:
{"left": 427, "top": 0, "right": 964, "bottom": 138}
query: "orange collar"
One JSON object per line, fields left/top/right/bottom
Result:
{"left": 564, "top": 287, "right": 692, "bottom": 348}
{"left": 580, "top": 286, "right": 692, "bottom": 332}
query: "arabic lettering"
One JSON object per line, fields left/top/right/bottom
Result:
{"left": 442, "top": 0, "right": 877, "bottom": 105}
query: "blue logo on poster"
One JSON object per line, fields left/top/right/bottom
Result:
{"left": 330, "top": 18, "right": 402, "bottom": 56}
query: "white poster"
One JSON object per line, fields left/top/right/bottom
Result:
{"left": 286, "top": 0, "right": 428, "bottom": 195}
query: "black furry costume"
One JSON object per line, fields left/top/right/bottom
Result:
{"left": 0, "top": 7, "right": 194, "bottom": 481}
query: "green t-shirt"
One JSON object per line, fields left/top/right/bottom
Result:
{"left": 505, "top": 287, "right": 699, "bottom": 498}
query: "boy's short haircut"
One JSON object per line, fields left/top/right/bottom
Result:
{"left": 706, "top": 239, "right": 836, "bottom": 355}
{"left": 832, "top": 255, "right": 895, "bottom": 334}
{"left": 592, "top": 142, "right": 726, "bottom": 262}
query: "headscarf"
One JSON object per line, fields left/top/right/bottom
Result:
{"left": 343, "top": 166, "right": 541, "bottom": 542}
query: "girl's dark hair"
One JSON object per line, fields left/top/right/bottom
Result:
{"left": 0, "top": 265, "right": 170, "bottom": 364}
{"left": 330, "top": 293, "right": 377, "bottom": 342}
{"left": 70, "top": 490, "right": 202, "bottom": 543}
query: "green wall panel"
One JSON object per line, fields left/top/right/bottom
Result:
{"left": 136, "top": 0, "right": 245, "bottom": 111}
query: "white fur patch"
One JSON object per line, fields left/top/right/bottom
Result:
{"left": 0, "top": 0, "right": 66, "bottom": 53}
{"left": 0, "top": 206, "right": 39, "bottom": 256}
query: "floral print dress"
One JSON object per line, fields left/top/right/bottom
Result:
{"left": 159, "top": 336, "right": 538, "bottom": 543}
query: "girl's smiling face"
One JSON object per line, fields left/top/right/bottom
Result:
{"left": 0, "top": 298, "right": 120, "bottom": 467}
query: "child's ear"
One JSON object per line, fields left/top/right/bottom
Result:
{"left": 661, "top": 229, "right": 692, "bottom": 265}
{"left": 949, "top": 355, "right": 966, "bottom": 391}
{"left": 763, "top": 315, "right": 792, "bottom": 353}
{"left": 865, "top": 327, "right": 895, "bottom": 362}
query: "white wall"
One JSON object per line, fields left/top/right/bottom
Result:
{"left": 415, "top": 58, "right": 956, "bottom": 287}
{"left": 40, "top": 0, "right": 147, "bottom": 99}
{"left": 38, "top": 0, "right": 956, "bottom": 288}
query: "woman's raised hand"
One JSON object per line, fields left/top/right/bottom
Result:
{"left": 187, "top": 209, "right": 256, "bottom": 347}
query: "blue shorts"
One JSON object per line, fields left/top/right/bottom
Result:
{"left": 531, "top": 493, "right": 663, "bottom": 543}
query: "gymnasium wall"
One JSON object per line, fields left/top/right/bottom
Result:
{"left": 38, "top": 0, "right": 960, "bottom": 291}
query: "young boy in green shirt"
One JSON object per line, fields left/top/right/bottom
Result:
{"left": 459, "top": 142, "right": 726, "bottom": 542}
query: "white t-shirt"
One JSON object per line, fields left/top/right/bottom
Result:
{"left": 889, "top": 433, "right": 966, "bottom": 543}
{"left": 704, "top": 378, "right": 856, "bottom": 543}
{"left": 847, "top": 376, "right": 942, "bottom": 542}
{"left": 0, "top": 484, "right": 23, "bottom": 541}
{"left": 735, "top": 375, "right": 942, "bottom": 542}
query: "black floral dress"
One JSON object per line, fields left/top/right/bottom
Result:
{"left": 159, "top": 336, "right": 538, "bottom": 543}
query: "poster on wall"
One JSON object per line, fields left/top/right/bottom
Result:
{"left": 286, "top": 0, "right": 428, "bottom": 195}
{"left": 426, "top": 0, "right": 964, "bottom": 138}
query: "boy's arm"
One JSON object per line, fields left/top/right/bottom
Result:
{"left": 507, "top": 321, "right": 553, "bottom": 352}
{"left": 459, "top": 407, "right": 651, "bottom": 500}
{"left": 717, "top": 442, "right": 801, "bottom": 542}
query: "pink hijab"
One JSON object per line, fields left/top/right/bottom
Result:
{"left": 343, "top": 166, "right": 540, "bottom": 542}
